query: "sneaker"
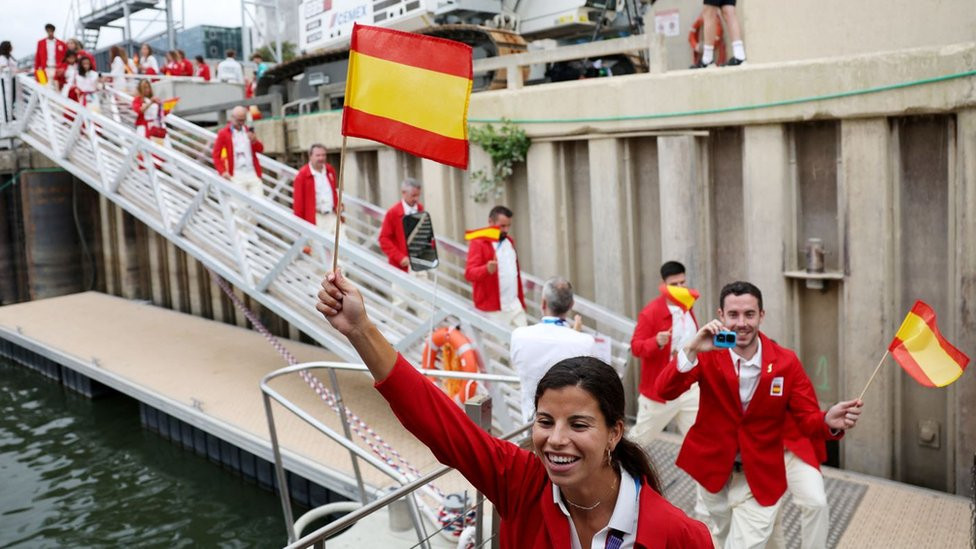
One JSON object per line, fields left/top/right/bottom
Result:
{"left": 690, "top": 60, "right": 713, "bottom": 69}
{"left": 724, "top": 57, "right": 746, "bottom": 67}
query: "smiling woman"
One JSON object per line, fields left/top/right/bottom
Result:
{"left": 315, "top": 270, "right": 713, "bottom": 548}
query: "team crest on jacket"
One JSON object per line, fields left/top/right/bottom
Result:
{"left": 770, "top": 376, "right": 784, "bottom": 396}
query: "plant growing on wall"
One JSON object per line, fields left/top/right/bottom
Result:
{"left": 468, "top": 120, "right": 530, "bottom": 203}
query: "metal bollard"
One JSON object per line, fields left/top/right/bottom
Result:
{"left": 388, "top": 489, "right": 413, "bottom": 532}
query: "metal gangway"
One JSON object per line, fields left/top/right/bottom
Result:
{"left": 0, "top": 74, "right": 638, "bottom": 545}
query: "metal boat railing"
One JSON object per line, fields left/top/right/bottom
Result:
{"left": 261, "top": 360, "right": 524, "bottom": 547}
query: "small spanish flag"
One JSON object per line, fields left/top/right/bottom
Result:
{"left": 162, "top": 97, "right": 180, "bottom": 114}
{"left": 465, "top": 226, "right": 501, "bottom": 241}
{"left": 659, "top": 284, "right": 699, "bottom": 312}
{"left": 342, "top": 24, "right": 473, "bottom": 169}
{"left": 35, "top": 69, "right": 48, "bottom": 85}
{"left": 889, "top": 300, "right": 969, "bottom": 388}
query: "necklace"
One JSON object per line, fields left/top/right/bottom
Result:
{"left": 563, "top": 474, "right": 618, "bottom": 511}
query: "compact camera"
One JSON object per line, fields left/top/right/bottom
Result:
{"left": 713, "top": 330, "right": 737, "bottom": 349}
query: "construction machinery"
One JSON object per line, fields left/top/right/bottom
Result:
{"left": 258, "top": 0, "right": 649, "bottom": 105}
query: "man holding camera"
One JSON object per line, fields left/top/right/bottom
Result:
{"left": 656, "top": 281, "right": 863, "bottom": 548}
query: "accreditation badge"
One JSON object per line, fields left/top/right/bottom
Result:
{"left": 770, "top": 376, "right": 784, "bottom": 396}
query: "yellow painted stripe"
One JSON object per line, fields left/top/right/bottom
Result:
{"left": 346, "top": 51, "right": 471, "bottom": 141}
{"left": 895, "top": 312, "right": 964, "bottom": 386}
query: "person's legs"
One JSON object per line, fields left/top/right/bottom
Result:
{"left": 726, "top": 472, "right": 783, "bottom": 549}
{"left": 721, "top": 3, "right": 746, "bottom": 63}
{"left": 700, "top": 4, "right": 720, "bottom": 65}
{"left": 629, "top": 394, "right": 680, "bottom": 447}
{"left": 786, "top": 452, "right": 829, "bottom": 549}
{"left": 700, "top": 480, "right": 733, "bottom": 543}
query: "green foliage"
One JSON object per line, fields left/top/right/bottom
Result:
{"left": 252, "top": 41, "right": 298, "bottom": 63}
{"left": 468, "top": 120, "right": 531, "bottom": 203}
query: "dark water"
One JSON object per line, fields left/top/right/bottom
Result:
{"left": 0, "top": 359, "right": 287, "bottom": 548}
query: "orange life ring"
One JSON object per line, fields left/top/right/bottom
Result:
{"left": 688, "top": 13, "right": 727, "bottom": 66}
{"left": 422, "top": 326, "right": 480, "bottom": 404}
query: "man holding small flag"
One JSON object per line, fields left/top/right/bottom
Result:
{"left": 656, "top": 281, "right": 863, "bottom": 548}
{"left": 464, "top": 206, "right": 527, "bottom": 328}
{"left": 630, "top": 261, "right": 702, "bottom": 444}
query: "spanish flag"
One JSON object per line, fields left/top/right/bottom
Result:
{"left": 342, "top": 24, "right": 473, "bottom": 169}
{"left": 162, "top": 97, "right": 180, "bottom": 114}
{"left": 465, "top": 226, "right": 501, "bottom": 241}
{"left": 889, "top": 301, "right": 969, "bottom": 388}
{"left": 659, "top": 284, "right": 699, "bottom": 312}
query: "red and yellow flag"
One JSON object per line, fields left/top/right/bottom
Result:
{"left": 465, "top": 226, "right": 501, "bottom": 241}
{"left": 162, "top": 97, "right": 180, "bottom": 114}
{"left": 35, "top": 69, "right": 48, "bottom": 85}
{"left": 888, "top": 300, "right": 969, "bottom": 387}
{"left": 342, "top": 24, "right": 472, "bottom": 169}
{"left": 659, "top": 284, "right": 699, "bottom": 312}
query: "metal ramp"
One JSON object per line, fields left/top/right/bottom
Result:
{"left": 0, "top": 75, "right": 637, "bottom": 434}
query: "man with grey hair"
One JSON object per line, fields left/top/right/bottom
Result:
{"left": 212, "top": 105, "right": 264, "bottom": 198}
{"left": 509, "top": 276, "right": 610, "bottom": 423}
{"left": 379, "top": 178, "right": 427, "bottom": 310}
{"left": 379, "top": 178, "right": 424, "bottom": 272}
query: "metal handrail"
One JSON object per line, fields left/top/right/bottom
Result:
{"left": 261, "top": 360, "right": 523, "bottom": 546}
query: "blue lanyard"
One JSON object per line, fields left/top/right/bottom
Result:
{"left": 540, "top": 317, "right": 566, "bottom": 326}
{"left": 604, "top": 475, "right": 641, "bottom": 549}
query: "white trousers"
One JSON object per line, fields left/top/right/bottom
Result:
{"left": 630, "top": 386, "right": 700, "bottom": 444}
{"left": 484, "top": 302, "right": 528, "bottom": 328}
{"left": 232, "top": 170, "right": 263, "bottom": 199}
{"left": 701, "top": 471, "right": 783, "bottom": 549}
{"left": 768, "top": 450, "right": 829, "bottom": 549}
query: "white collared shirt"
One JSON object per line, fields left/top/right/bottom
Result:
{"left": 216, "top": 58, "right": 244, "bottom": 83}
{"left": 553, "top": 467, "right": 639, "bottom": 549}
{"left": 231, "top": 125, "right": 254, "bottom": 173}
{"left": 677, "top": 337, "right": 763, "bottom": 411}
{"left": 510, "top": 318, "right": 602, "bottom": 423}
{"left": 666, "top": 304, "right": 697, "bottom": 356}
{"left": 310, "top": 164, "right": 334, "bottom": 213}
{"left": 401, "top": 199, "right": 419, "bottom": 216}
{"left": 46, "top": 39, "right": 56, "bottom": 68}
{"left": 495, "top": 237, "right": 520, "bottom": 309}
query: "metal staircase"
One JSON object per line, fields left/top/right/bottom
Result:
{"left": 1, "top": 75, "right": 638, "bottom": 433}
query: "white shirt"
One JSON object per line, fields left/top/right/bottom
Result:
{"left": 216, "top": 58, "right": 244, "bottom": 83}
{"left": 401, "top": 199, "right": 419, "bottom": 216}
{"left": 511, "top": 318, "right": 601, "bottom": 423}
{"left": 140, "top": 55, "right": 159, "bottom": 74}
{"left": 0, "top": 55, "right": 16, "bottom": 75}
{"left": 554, "top": 467, "right": 640, "bottom": 549}
{"left": 45, "top": 39, "right": 56, "bottom": 68}
{"left": 667, "top": 304, "right": 697, "bottom": 355}
{"left": 311, "top": 164, "right": 334, "bottom": 213}
{"left": 73, "top": 71, "right": 99, "bottom": 93}
{"left": 231, "top": 125, "right": 254, "bottom": 173}
{"left": 678, "top": 336, "right": 764, "bottom": 411}
{"left": 495, "top": 237, "right": 520, "bottom": 309}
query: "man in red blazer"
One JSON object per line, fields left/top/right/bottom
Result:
{"left": 630, "top": 261, "right": 700, "bottom": 444}
{"left": 34, "top": 23, "right": 66, "bottom": 84}
{"left": 464, "top": 205, "right": 526, "bottom": 328}
{"left": 378, "top": 178, "right": 423, "bottom": 271}
{"left": 656, "top": 281, "right": 863, "bottom": 548}
{"left": 293, "top": 143, "right": 342, "bottom": 258}
{"left": 212, "top": 105, "right": 264, "bottom": 198}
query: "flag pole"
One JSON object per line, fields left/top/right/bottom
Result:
{"left": 331, "top": 135, "right": 348, "bottom": 272}
{"left": 857, "top": 350, "right": 890, "bottom": 401}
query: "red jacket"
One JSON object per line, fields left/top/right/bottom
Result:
{"left": 655, "top": 333, "right": 842, "bottom": 506}
{"left": 378, "top": 201, "right": 424, "bottom": 271}
{"left": 783, "top": 416, "right": 827, "bottom": 470}
{"left": 464, "top": 236, "right": 526, "bottom": 312}
{"left": 292, "top": 163, "right": 338, "bottom": 224}
{"left": 196, "top": 63, "right": 211, "bottom": 81}
{"left": 631, "top": 294, "right": 698, "bottom": 402}
{"left": 377, "top": 354, "right": 714, "bottom": 548}
{"left": 212, "top": 124, "right": 264, "bottom": 178}
{"left": 34, "top": 37, "right": 66, "bottom": 70}
{"left": 180, "top": 59, "right": 194, "bottom": 76}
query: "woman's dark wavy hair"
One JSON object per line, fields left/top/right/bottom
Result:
{"left": 534, "top": 356, "right": 662, "bottom": 494}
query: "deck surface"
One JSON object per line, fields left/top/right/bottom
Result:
{"left": 0, "top": 292, "right": 970, "bottom": 548}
